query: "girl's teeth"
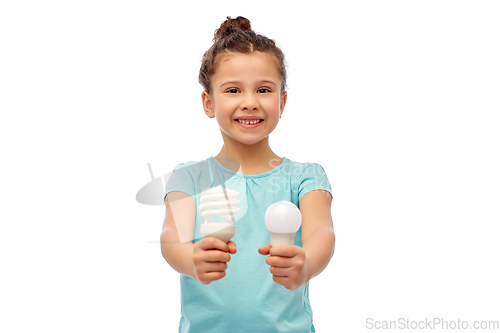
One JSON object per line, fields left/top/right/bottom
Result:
{"left": 238, "top": 119, "right": 260, "bottom": 124}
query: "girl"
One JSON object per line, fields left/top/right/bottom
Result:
{"left": 161, "top": 16, "right": 335, "bottom": 333}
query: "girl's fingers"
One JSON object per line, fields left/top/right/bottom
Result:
{"left": 227, "top": 240, "right": 237, "bottom": 254}
{"left": 269, "top": 245, "right": 298, "bottom": 257}
{"left": 199, "top": 237, "right": 229, "bottom": 252}
{"left": 258, "top": 243, "right": 272, "bottom": 255}
{"left": 266, "top": 256, "right": 292, "bottom": 268}
{"left": 270, "top": 266, "right": 289, "bottom": 277}
{"left": 272, "top": 275, "right": 289, "bottom": 286}
{"left": 204, "top": 249, "right": 231, "bottom": 263}
{"left": 203, "top": 261, "right": 228, "bottom": 272}
{"left": 200, "top": 271, "right": 226, "bottom": 284}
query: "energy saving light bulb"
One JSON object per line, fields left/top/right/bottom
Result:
{"left": 265, "top": 201, "right": 302, "bottom": 246}
{"left": 199, "top": 186, "right": 239, "bottom": 243}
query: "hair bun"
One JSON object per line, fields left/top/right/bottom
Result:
{"left": 214, "top": 16, "right": 252, "bottom": 41}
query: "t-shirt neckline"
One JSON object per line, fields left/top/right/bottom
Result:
{"left": 209, "top": 156, "right": 288, "bottom": 179}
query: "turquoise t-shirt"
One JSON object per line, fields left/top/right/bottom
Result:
{"left": 164, "top": 156, "right": 333, "bottom": 333}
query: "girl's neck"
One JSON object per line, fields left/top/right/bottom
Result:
{"left": 214, "top": 136, "right": 282, "bottom": 174}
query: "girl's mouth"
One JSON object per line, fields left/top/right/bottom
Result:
{"left": 234, "top": 119, "right": 264, "bottom": 128}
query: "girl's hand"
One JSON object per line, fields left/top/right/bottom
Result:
{"left": 192, "top": 237, "right": 237, "bottom": 285}
{"left": 258, "top": 244, "right": 308, "bottom": 290}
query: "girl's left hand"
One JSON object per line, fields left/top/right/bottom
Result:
{"left": 258, "top": 244, "right": 308, "bottom": 290}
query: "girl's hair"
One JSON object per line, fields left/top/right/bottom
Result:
{"left": 199, "top": 16, "right": 287, "bottom": 95}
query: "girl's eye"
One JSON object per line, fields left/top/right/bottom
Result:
{"left": 227, "top": 89, "right": 239, "bottom": 93}
{"left": 258, "top": 88, "right": 270, "bottom": 93}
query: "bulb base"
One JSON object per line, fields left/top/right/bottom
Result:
{"left": 201, "top": 223, "right": 236, "bottom": 243}
{"left": 269, "top": 232, "right": 296, "bottom": 246}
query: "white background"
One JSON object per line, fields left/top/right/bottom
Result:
{"left": 1, "top": 1, "right": 499, "bottom": 332}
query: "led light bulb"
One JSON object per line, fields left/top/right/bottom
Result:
{"left": 199, "top": 186, "right": 239, "bottom": 242}
{"left": 265, "top": 201, "right": 302, "bottom": 246}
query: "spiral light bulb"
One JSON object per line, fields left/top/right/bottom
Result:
{"left": 265, "top": 201, "right": 302, "bottom": 246}
{"left": 198, "top": 186, "right": 239, "bottom": 242}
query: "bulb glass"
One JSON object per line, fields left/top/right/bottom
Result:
{"left": 264, "top": 201, "right": 302, "bottom": 233}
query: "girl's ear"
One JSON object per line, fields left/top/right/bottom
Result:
{"left": 202, "top": 91, "right": 215, "bottom": 118}
{"left": 280, "top": 92, "right": 287, "bottom": 118}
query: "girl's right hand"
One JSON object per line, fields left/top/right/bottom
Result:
{"left": 192, "top": 237, "right": 237, "bottom": 285}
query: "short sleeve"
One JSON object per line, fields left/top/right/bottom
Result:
{"left": 163, "top": 163, "right": 196, "bottom": 202}
{"left": 298, "top": 163, "right": 333, "bottom": 202}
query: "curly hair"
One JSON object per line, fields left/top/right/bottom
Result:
{"left": 199, "top": 16, "right": 287, "bottom": 95}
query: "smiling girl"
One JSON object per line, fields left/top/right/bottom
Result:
{"left": 161, "top": 16, "right": 335, "bottom": 333}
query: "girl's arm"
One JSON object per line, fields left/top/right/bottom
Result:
{"left": 160, "top": 191, "right": 197, "bottom": 279}
{"left": 300, "top": 190, "right": 335, "bottom": 282}
{"left": 259, "top": 190, "right": 334, "bottom": 290}
{"left": 161, "top": 191, "right": 236, "bottom": 284}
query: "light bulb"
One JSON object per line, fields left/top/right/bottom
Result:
{"left": 264, "top": 201, "right": 302, "bottom": 246}
{"left": 198, "top": 186, "right": 239, "bottom": 242}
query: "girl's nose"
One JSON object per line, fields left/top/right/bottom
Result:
{"left": 241, "top": 92, "right": 259, "bottom": 110}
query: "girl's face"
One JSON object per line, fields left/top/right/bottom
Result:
{"left": 202, "top": 52, "right": 287, "bottom": 146}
